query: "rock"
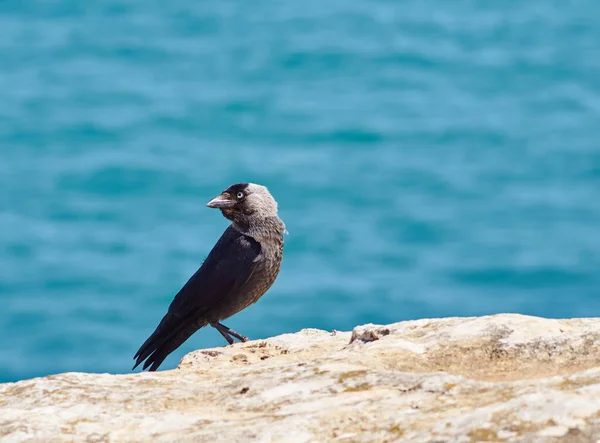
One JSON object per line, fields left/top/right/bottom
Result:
{"left": 350, "top": 324, "right": 391, "bottom": 343}
{"left": 2, "top": 314, "right": 600, "bottom": 442}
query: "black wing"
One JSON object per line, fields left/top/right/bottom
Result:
{"left": 133, "top": 226, "right": 261, "bottom": 371}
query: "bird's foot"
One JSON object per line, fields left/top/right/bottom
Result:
{"left": 227, "top": 329, "right": 249, "bottom": 342}
{"left": 211, "top": 322, "right": 249, "bottom": 344}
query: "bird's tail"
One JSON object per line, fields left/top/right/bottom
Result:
{"left": 133, "top": 313, "right": 204, "bottom": 371}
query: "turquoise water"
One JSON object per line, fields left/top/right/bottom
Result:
{"left": 2, "top": 1, "right": 600, "bottom": 383}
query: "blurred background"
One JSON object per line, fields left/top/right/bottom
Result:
{"left": 1, "top": 1, "right": 599, "bottom": 383}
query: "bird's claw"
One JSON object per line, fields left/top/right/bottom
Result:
{"left": 212, "top": 322, "right": 249, "bottom": 345}
{"left": 228, "top": 331, "right": 249, "bottom": 342}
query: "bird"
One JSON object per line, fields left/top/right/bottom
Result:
{"left": 133, "top": 182, "right": 286, "bottom": 371}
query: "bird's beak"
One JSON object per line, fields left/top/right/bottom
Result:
{"left": 206, "top": 193, "right": 235, "bottom": 209}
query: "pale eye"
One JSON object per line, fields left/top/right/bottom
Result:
{"left": 236, "top": 192, "right": 244, "bottom": 199}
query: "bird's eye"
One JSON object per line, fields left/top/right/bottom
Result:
{"left": 236, "top": 192, "right": 244, "bottom": 199}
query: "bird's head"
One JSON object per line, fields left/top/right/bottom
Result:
{"left": 206, "top": 182, "right": 279, "bottom": 223}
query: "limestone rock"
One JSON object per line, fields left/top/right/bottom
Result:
{"left": 2, "top": 314, "right": 600, "bottom": 442}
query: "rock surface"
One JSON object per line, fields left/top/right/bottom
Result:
{"left": 2, "top": 314, "right": 600, "bottom": 442}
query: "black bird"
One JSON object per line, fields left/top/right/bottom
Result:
{"left": 133, "top": 182, "right": 286, "bottom": 371}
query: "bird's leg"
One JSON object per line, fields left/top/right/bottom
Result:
{"left": 210, "top": 322, "right": 234, "bottom": 345}
{"left": 216, "top": 322, "right": 249, "bottom": 342}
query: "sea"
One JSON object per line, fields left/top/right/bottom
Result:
{"left": 1, "top": 1, "right": 599, "bottom": 383}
